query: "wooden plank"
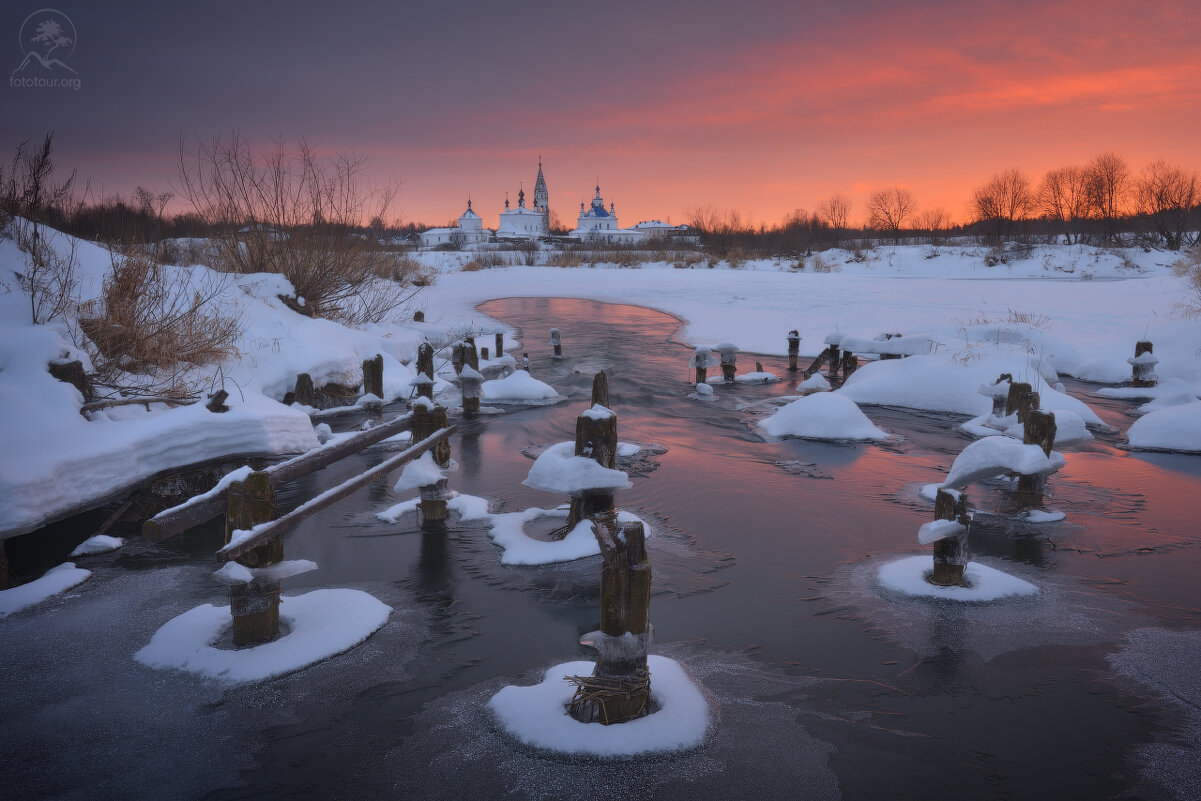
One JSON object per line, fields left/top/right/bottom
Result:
{"left": 218, "top": 425, "right": 455, "bottom": 561}
{"left": 142, "top": 412, "right": 414, "bottom": 542}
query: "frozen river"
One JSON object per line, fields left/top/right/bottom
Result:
{"left": 2, "top": 297, "right": 1199, "bottom": 800}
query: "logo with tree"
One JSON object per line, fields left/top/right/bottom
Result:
{"left": 13, "top": 8, "right": 77, "bottom": 75}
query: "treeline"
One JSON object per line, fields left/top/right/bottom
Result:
{"left": 688, "top": 152, "right": 1200, "bottom": 259}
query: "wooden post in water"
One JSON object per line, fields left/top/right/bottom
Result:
{"left": 568, "top": 512, "right": 652, "bottom": 725}
{"left": 716, "top": 342, "right": 738, "bottom": 383}
{"left": 362, "top": 353, "right": 384, "bottom": 399}
{"left": 495, "top": 331, "right": 504, "bottom": 359}
{"left": 930, "top": 488, "right": 971, "bottom": 587}
{"left": 826, "top": 345, "right": 842, "bottom": 380}
{"left": 295, "top": 373, "right": 315, "bottom": 407}
{"left": 1005, "top": 381, "right": 1038, "bottom": 420}
{"left": 691, "top": 347, "right": 710, "bottom": 384}
{"left": 1017, "top": 410, "right": 1057, "bottom": 506}
{"left": 413, "top": 401, "right": 452, "bottom": 531}
{"left": 480, "top": 346, "right": 489, "bottom": 361}
{"left": 450, "top": 344, "right": 464, "bottom": 376}
{"left": 415, "top": 342, "right": 435, "bottom": 400}
{"left": 1130, "top": 341, "right": 1159, "bottom": 388}
{"left": 225, "top": 471, "right": 282, "bottom": 646}
{"left": 840, "top": 351, "right": 858, "bottom": 378}
{"left": 565, "top": 373, "right": 619, "bottom": 531}
{"left": 521, "top": 353, "right": 530, "bottom": 372}
{"left": 550, "top": 328, "right": 563, "bottom": 357}
{"left": 787, "top": 330, "right": 800, "bottom": 372}
{"left": 413, "top": 310, "right": 425, "bottom": 322}
{"left": 460, "top": 341, "right": 482, "bottom": 417}
{"left": 991, "top": 374, "right": 1013, "bottom": 416}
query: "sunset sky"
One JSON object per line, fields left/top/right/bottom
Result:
{"left": 4, "top": 0, "right": 1198, "bottom": 229}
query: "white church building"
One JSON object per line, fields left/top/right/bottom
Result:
{"left": 418, "top": 199, "right": 490, "bottom": 247}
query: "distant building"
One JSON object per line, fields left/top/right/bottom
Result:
{"left": 496, "top": 185, "right": 547, "bottom": 240}
{"left": 419, "top": 199, "right": 490, "bottom": 247}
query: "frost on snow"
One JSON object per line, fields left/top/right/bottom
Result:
{"left": 877, "top": 555, "right": 1039, "bottom": 601}
{"left": 522, "top": 441, "right": 631, "bottom": 494}
{"left": 488, "top": 655, "right": 710, "bottom": 757}
{"left": 759, "top": 392, "right": 889, "bottom": 441}
{"left": 134, "top": 589, "right": 391, "bottom": 683}
{"left": 0, "top": 562, "right": 91, "bottom": 618}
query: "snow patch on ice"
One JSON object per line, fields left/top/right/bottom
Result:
{"left": 481, "top": 371, "right": 561, "bottom": 403}
{"left": 759, "top": 392, "right": 889, "bottom": 441}
{"left": 134, "top": 588, "right": 390, "bottom": 683}
{"left": 0, "top": 562, "right": 91, "bottom": 618}
{"left": 69, "top": 534, "right": 125, "bottom": 556}
{"left": 488, "top": 655, "right": 710, "bottom": 757}
{"left": 877, "top": 555, "right": 1039, "bottom": 601}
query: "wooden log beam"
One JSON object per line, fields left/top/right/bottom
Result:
{"left": 218, "top": 425, "right": 455, "bottom": 561}
{"left": 143, "top": 412, "right": 415, "bottom": 541}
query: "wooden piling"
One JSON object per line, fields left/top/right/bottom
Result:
{"left": 295, "top": 373, "right": 315, "bottom": 407}
{"left": 362, "top": 353, "right": 384, "bottom": 399}
{"left": 225, "top": 472, "right": 281, "bottom": 646}
{"left": 495, "top": 331, "right": 504, "bottom": 358}
{"left": 1017, "top": 410, "right": 1057, "bottom": 506}
{"left": 460, "top": 342, "right": 482, "bottom": 417}
{"left": 692, "top": 347, "right": 710, "bottom": 384}
{"left": 480, "top": 346, "right": 489, "bottom": 361}
{"left": 0, "top": 540, "right": 13, "bottom": 590}
{"left": 450, "top": 344, "right": 464, "bottom": 376}
{"left": 48, "top": 359, "right": 95, "bottom": 402}
{"left": 550, "top": 328, "right": 563, "bottom": 357}
{"left": 787, "top": 330, "right": 800, "bottom": 372}
{"left": 565, "top": 372, "right": 618, "bottom": 531}
{"left": 413, "top": 402, "right": 451, "bottom": 530}
{"left": 1131, "top": 341, "right": 1159, "bottom": 388}
{"left": 931, "top": 488, "right": 970, "bottom": 587}
{"left": 991, "top": 374, "right": 1013, "bottom": 416}
{"left": 415, "top": 343, "right": 435, "bottom": 400}
{"left": 568, "top": 513, "right": 651, "bottom": 725}
{"left": 840, "top": 351, "right": 858, "bottom": 378}
{"left": 716, "top": 343, "right": 738, "bottom": 383}
{"left": 1005, "top": 381, "right": 1038, "bottom": 421}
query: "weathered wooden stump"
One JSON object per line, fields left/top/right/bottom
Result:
{"left": 568, "top": 513, "right": 652, "bottom": 725}
{"left": 691, "top": 346, "right": 711, "bottom": 384}
{"left": 450, "top": 344, "right": 464, "bottom": 376}
{"left": 1005, "top": 381, "right": 1038, "bottom": 421}
{"left": 1017, "top": 410, "right": 1057, "bottom": 506}
{"left": 840, "top": 351, "right": 858, "bottom": 378}
{"left": 521, "top": 352, "right": 530, "bottom": 372}
{"left": 495, "top": 331, "right": 504, "bottom": 359}
{"left": 930, "top": 488, "right": 971, "bottom": 587}
{"left": 362, "top": 353, "right": 384, "bottom": 399}
{"left": 48, "top": 359, "right": 95, "bottom": 402}
{"left": 413, "top": 402, "right": 452, "bottom": 530}
{"left": 0, "top": 541, "right": 13, "bottom": 590}
{"left": 564, "top": 372, "right": 619, "bottom": 532}
{"left": 460, "top": 341, "right": 482, "bottom": 417}
{"left": 826, "top": 346, "right": 842, "bottom": 379}
{"left": 225, "top": 472, "right": 282, "bottom": 646}
{"left": 716, "top": 342, "right": 738, "bottom": 383}
{"left": 294, "top": 373, "right": 315, "bottom": 407}
{"left": 787, "top": 330, "right": 800, "bottom": 372}
{"left": 206, "top": 390, "right": 229, "bottom": 413}
{"left": 1130, "top": 341, "right": 1159, "bottom": 388}
{"left": 415, "top": 342, "right": 435, "bottom": 400}
{"left": 805, "top": 343, "right": 838, "bottom": 377}
{"left": 991, "top": 374, "right": 1013, "bottom": 416}
{"left": 550, "top": 328, "right": 563, "bottom": 357}
{"left": 413, "top": 310, "right": 425, "bottom": 322}
{"left": 480, "top": 346, "right": 489, "bottom": 361}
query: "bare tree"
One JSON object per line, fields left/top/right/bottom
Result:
{"left": 177, "top": 132, "right": 418, "bottom": 323}
{"left": 1038, "top": 166, "right": 1091, "bottom": 244}
{"left": 1085, "top": 152, "right": 1131, "bottom": 244}
{"left": 816, "top": 193, "right": 852, "bottom": 236}
{"left": 0, "top": 134, "right": 79, "bottom": 324}
{"left": 866, "top": 187, "right": 916, "bottom": 241}
{"left": 1135, "top": 160, "right": 1199, "bottom": 250}
{"left": 971, "top": 168, "right": 1034, "bottom": 243}
{"left": 917, "top": 207, "right": 952, "bottom": 245}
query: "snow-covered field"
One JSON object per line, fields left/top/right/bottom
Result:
{"left": 2, "top": 230, "right": 1199, "bottom": 539}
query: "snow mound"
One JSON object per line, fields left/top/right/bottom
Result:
{"left": 735, "top": 371, "right": 777, "bottom": 384}
{"left": 488, "top": 655, "right": 710, "bottom": 757}
{"left": 377, "top": 492, "right": 492, "bottom": 525}
{"left": 797, "top": 374, "right": 831, "bottom": 393}
{"left": 1126, "top": 401, "right": 1201, "bottom": 453}
{"left": 69, "top": 534, "right": 125, "bottom": 556}
{"left": 0, "top": 562, "right": 91, "bottom": 618}
{"left": 877, "top": 555, "right": 1039, "bottom": 601}
{"left": 943, "top": 436, "right": 1065, "bottom": 488}
{"left": 481, "top": 371, "right": 560, "bottom": 403}
{"left": 392, "top": 451, "right": 446, "bottom": 493}
{"left": 759, "top": 392, "right": 889, "bottom": 441}
{"left": 523, "top": 441, "right": 631, "bottom": 494}
{"left": 134, "top": 588, "right": 391, "bottom": 683}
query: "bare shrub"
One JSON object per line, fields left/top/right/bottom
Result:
{"left": 1038, "top": 166, "right": 1091, "bottom": 244}
{"left": 1135, "top": 161, "right": 1200, "bottom": 251}
{"left": 866, "top": 187, "right": 916, "bottom": 241}
{"left": 177, "top": 132, "right": 417, "bottom": 322}
{"left": 1174, "top": 249, "right": 1201, "bottom": 318}
{"left": 971, "top": 169, "right": 1034, "bottom": 244}
{"left": 79, "top": 249, "right": 241, "bottom": 398}
{"left": 545, "top": 252, "right": 584, "bottom": 268}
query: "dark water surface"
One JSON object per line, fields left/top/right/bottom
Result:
{"left": 2, "top": 297, "right": 1199, "bottom": 801}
